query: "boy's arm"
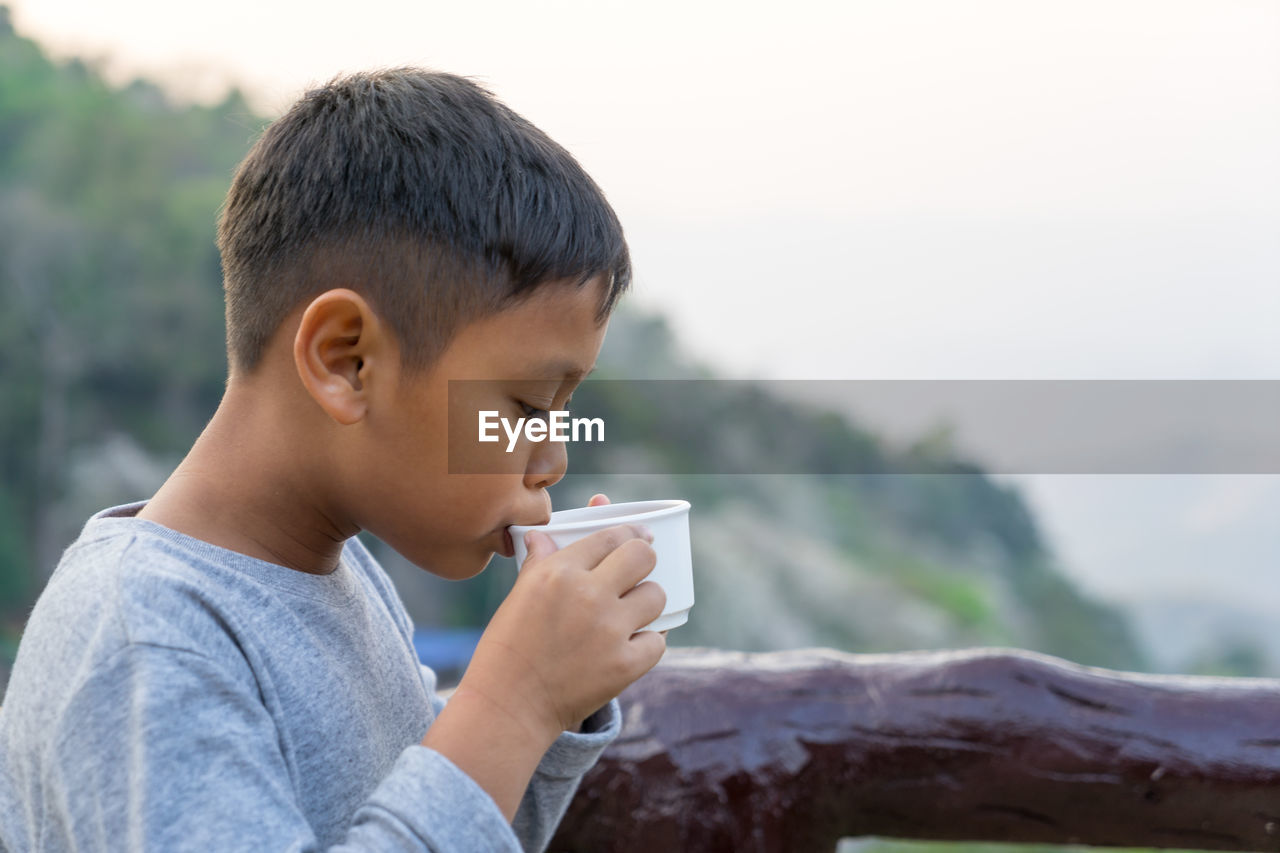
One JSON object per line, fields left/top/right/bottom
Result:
{"left": 421, "top": 684, "right": 561, "bottom": 822}
{"left": 509, "top": 698, "right": 622, "bottom": 850}
{"left": 419, "top": 660, "right": 625, "bottom": 826}
{"left": 423, "top": 674, "right": 621, "bottom": 852}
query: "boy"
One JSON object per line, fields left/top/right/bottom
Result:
{"left": 0, "top": 69, "right": 667, "bottom": 851}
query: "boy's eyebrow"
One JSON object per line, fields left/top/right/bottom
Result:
{"left": 528, "top": 360, "right": 597, "bottom": 381}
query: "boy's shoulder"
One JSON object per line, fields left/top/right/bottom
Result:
{"left": 17, "top": 503, "right": 408, "bottom": 693}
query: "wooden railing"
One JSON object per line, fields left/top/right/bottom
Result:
{"left": 550, "top": 647, "right": 1280, "bottom": 852}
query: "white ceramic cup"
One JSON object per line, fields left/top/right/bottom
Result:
{"left": 509, "top": 499, "right": 693, "bottom": 632}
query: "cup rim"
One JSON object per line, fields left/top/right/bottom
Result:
{"left": 509, "top": 499, "right": 690, "bottom": 536}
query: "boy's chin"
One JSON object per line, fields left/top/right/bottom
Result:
{"left": 416, "top": 548, "right": 496, "bottom": 582}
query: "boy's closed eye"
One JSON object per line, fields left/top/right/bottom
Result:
{"left": 518, "top": 392, "right": 574, "bottom": 421}
{"left": 519, "top": 402, "right": 551, "bottom": 421}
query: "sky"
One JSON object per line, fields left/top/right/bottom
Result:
{"left": 11, "top": 0, "right": 1280, "bottom": 628}
{"left": 14, "top": 0, "right": 1278, "bottom": 379}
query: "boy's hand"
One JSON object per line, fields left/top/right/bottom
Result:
{"left": 459, "top": 494, "right": 667, "bottom": 740}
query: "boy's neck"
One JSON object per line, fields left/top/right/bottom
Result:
{"left": 138, "top": 377, "right": 356, "bottom": 575}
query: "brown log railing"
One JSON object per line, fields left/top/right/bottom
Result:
{"left": 551, "top": 647, "right": 1280, "bottom": 853}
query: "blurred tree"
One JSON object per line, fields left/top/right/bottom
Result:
{"left": 0, "top": 12, "right": 258, "bottom": 596}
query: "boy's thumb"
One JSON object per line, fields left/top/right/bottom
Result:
{"left": 522, "top": 530, "right": 558, "bottom": 565}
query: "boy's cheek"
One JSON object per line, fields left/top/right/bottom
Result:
{"left": 462, "top": 433, "right": 538, "bottom": 475}
{"left": 447, "top": 410, "right": 530, "bottom": 476}
{"left": 463, "top": 444, "right": 521, "bottom": 478}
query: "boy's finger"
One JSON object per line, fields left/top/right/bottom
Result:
{"left": 587, "top": 494, "right": 611, "bottom": 507}
{"left": 599, "top": 538, "right": 658, "bottom": 592}
{"left": 553, "top": 524, "right": 652, "bottom": 573}
{"left": 520, "top": 530, "right": 558, "bottom": 565}
{"left": 627, "top": 629, "right": 667, "bottom": 675}
{"left": 619, "top": 578, "right": 666, "bottom": 628}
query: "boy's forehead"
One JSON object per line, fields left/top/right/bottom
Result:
{"left": 520, "top": 356, "right": 596, "bottom": 381}
{"left": 448, "top": 279, "right": 611, "bottom": 378}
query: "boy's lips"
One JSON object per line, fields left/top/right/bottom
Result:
{"left": 500, "top": 512, "right": 551, "bottom": 560}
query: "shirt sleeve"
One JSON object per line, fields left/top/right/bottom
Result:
{"left": 45, "top": 642, "right": 523, "bottom": 852}
{"left": 421, "top": 666, "right": 623, "bottom": 853}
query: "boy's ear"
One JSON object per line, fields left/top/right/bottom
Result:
{"left": 293, "top": 289, "right": 387, "bottom": 425}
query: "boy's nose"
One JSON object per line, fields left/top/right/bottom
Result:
{"left": 524, "top": 439, "right": 568, "bottom": 491}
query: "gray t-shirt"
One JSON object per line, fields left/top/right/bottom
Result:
{"left": 0, "top": 503, "right": 620, "bottom": 852}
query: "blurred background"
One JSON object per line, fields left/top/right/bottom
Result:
{"left": 0, "top": 1, "right": 1277, "bottom": 848}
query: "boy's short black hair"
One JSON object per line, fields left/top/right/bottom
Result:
{"left": 218, "top": 68, "right": 631, "bottom": 373}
